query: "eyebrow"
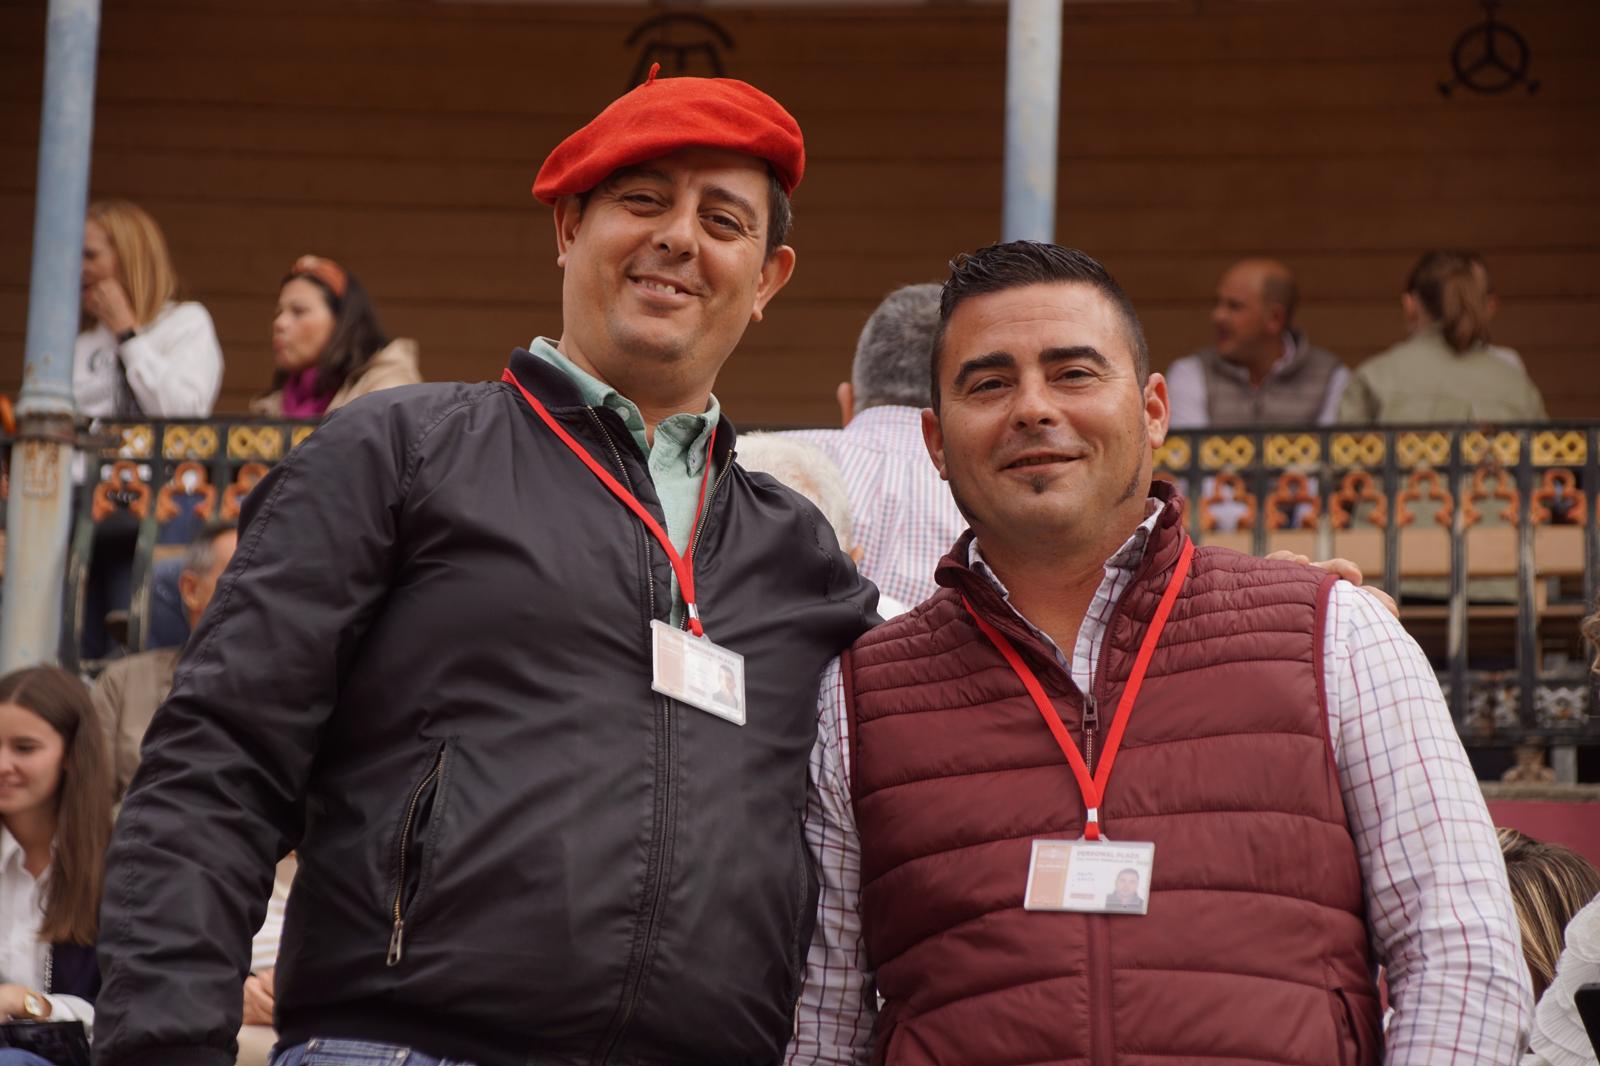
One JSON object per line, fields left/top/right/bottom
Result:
{"left": 951, "top": 345, "right": 1110, "bottom": 390}
{"left": 700, "top": 185, "right": 761, "bottom": 228}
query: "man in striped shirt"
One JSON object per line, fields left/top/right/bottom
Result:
{"left": 785, "top": 283, "right": 965, "bottom": 608}
{"left": 789, "top": 243, "right": 1530, "bottom": 1065}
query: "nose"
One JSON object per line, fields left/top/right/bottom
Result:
{"left": 650, "top": 201, "right": 698, "bottom": 259}
{"left": 1009, "top": 371, "right": 1059, "bottom": 429}
{"left": 1210, "top": 303, "right": 1228, "bottom": 327}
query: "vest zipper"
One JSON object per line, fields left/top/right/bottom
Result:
{"left": 387, "top": 747, "right": 445, "bottom": 966}
{"left": 1082, "top": 692, "right": 1098, "bottom": 776}
{"left": 585, "top": 408, "right": 671, "bottom": 1066}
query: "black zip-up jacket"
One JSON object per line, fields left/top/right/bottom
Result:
{"left": 94, "top": 350, "right": 878, "bottom": 1066}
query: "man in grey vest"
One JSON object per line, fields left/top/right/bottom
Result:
{"left": 1167, "top": 258, "right": 1348, "bottom": 428}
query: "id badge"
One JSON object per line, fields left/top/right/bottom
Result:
{"left": 650, "top": 620, "right": 746, "bottom": 726}
{"left": 1023, "top": 838, "right": 1155, "bottom": 915}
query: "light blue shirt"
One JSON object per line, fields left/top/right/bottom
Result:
{"left": 529, "top": 337, "right": 720, "bottom": 623}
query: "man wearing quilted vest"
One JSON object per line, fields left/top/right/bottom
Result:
{"left": 790, "top": 242, "right": 1530, "bottom": 1066}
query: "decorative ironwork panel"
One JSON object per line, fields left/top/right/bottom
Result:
{"left": 162, "top": 424, "right": 220, "bottom": 461}
{"left": 1397, "top": 430, "right": 1451, "bottom": 468}
{"left": 1329, "top": 432, "right": 1384, "bottom": 467}
{"left": 1199, "top": 434, "right": 1254, "bottom": 470}
{"left": 1531, "top": 430, "right": 1586, "bottom": 466}
{"left": 1264, "top": 433, "right": 1319, "bottom": 468}
{"left": 1461, "top": 430, "right": 1520, "bottom": 466}
{"left": 228, "top": 426, "right": 285, "bottom": 462}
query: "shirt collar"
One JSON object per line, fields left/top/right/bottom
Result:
{"left": 528, "top": 336, "right": 720, "bottom": 474}
{"left": 969, "top": 496, "right": 1166, "bottom": 604}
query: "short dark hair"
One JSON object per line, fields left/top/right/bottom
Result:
{"left": 182, "top": 518, "right": 238, "bottom": 577}
{"left": 579, "top": 168, "right": 792, "bottom": 260}
{"left": 930, "top": 242, "right": 1149, "bottom": 411}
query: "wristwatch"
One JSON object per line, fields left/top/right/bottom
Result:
{"left": 116, "top": 327, "right": 138, "bottom": 345}
{"left": 20, "top": 989, "right": 45, "bottom": 1018}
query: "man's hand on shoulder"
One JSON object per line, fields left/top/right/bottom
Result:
{"left": 1265, "top": 551, "right": 1400, "bottom": 619}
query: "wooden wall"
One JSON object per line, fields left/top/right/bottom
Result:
{"left": 2, "top": 0, "right": 1597, "bottom": 424}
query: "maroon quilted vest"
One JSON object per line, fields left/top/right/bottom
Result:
{"left": 843, "top": 489, "right": 1380, "bottom": 1066}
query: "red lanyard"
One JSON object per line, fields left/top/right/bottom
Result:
{"left": 502, "top": 368, "right": 718, "bottom": 638}
{"left": 961, "top": 538, "right": 1194, "bottom": 840}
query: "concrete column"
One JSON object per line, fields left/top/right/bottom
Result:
{"left": 1002, "top": 0, "right": 1063, "bottom": 243}
{"left": 2, "top": 0, "right": 101, "bottom": 672}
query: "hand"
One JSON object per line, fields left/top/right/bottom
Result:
{"left": 85, "top": 278, "right": 137, "bottom": 336}
{"left": 0, "top": 982, "right": 48, "bottom": 1020}
{"left": 1265, "top": 551, "right": 1400, "bottom": 618}
{"left": 242, "top": 968, "right": 275, "bottom": 1027}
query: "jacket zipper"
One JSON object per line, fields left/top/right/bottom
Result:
{"left": 387, "top": 747, "right": 444, "bottom": 966}
{"left": 586, "top": 407, "right": 670, "bottom": 1066}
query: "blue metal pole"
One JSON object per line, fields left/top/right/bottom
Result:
{"left": 2, "top": 0, "right": 100, "bottom": 672}
{"left": 1002, "top": 0, "right": 1062, "bottom": 243}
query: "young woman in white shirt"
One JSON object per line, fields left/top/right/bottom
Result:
{"left": 74, "top": 200, "right": 223, "bottom": 419}
{"left": 0, "top": 666, "right": 114, "bottom": 1027}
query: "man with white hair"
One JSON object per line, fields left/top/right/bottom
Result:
{"left": 786, "top": 284, "right": 964, "bottom": 607}
{"left": 738, "top": 433, "right": 911, "bottom": 617}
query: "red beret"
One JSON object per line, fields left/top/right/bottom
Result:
{"left": 532, "top": 66, "right": 804, "bottom": 204}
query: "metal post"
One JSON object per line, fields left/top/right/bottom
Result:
{"left": 1002, "top": 0, "right": 1062, "bottom": 243}
{"left": 1, "top": 0, "right": 100, "bottom": 672}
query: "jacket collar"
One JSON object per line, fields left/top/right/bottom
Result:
{"left": 933, "top": 480, "right": 1189, "bottom": 670}
{"left": 503, "top": 346, "right": 739, "bottom": 468}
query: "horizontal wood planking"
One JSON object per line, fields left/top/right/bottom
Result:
{"left": 3, "top": 0, "right": 1597, "bottom": 418}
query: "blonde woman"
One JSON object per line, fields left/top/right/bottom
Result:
{"left": 74, "top": 201, "right": 223, "bottom": 418}
{"left": 1338, "top": 249, "right": 1547, "bottom": 424}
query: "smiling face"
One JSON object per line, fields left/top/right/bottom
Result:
{"left": 922, "top": 282, "right": 1168, "bottom": 554}
{"left": 272, "top": 277, "right": 337, "bottom": 373}
{"left": 553, "top": 146, "right": 796, "bottom": 406}
{"left": 0, "top": 702, "right": 65, "bottom": 821}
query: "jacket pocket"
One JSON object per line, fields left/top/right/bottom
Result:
{"left": 385, "top": 740, "right": 450, "bottom": 967}
{"left": 1327, "top": 987, "right": 1365, "bottom": 1066}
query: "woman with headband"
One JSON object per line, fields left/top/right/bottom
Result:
{"left": 254, "top": 256, "right": 421, "bottom": 419}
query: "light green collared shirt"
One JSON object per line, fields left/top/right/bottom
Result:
{"left": 529, "top": 337, "right": 720, "bottom": 624}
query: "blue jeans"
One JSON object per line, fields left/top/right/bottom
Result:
{"left": 270, "top": 1039, "right": 477, "bottom": 1066}
{"left": 0, "top": 1052, "right": 54, "bottom": 1066}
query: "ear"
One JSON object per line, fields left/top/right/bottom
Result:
{"left": 1400, "top": 292, "right": 1421, "bottom": 329}
{"left": 1143, "top": 371, "right": 1170, "bottom": 451}
{"left": 921, "top": 407, "right": 949, "bottom": 482}
{"left": 178, "top": 570, "right": 202, "bottom": 616}
{"left": 836, "top": 381, "right": 854, "bottom": 427}
{"left": 748, "top": 245, "right": 797, "bottom": 323}
{"left": 553, "top": 195, "right": 584, "bottom": 268}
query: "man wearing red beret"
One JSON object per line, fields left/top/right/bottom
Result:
{"left": 94, "top": 70, "right": 878, "bottom": 1066}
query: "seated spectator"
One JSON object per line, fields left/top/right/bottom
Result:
{"left": 236, "top": 854, "right": 295, "bottom": 1066}
{"left": 91, "top": 520, "right": 237, "bottom": 798}
{"left": 736, "top": 433, "right": 909, "bottom": 618}
{"left": 1167, "top": 258, "right": 1348, "bottom": 427}
{"left": 1499, "top": 827, "right": 1600, "bottom": 1000}
{"left": 1339, "top": 249, "right": 1547, "bottom": 423}
{"left": 1522, "top": 895, "right": 1600, "bottom": 1066}
{"left": 74, "top": 200, "right": 223, "bottom": 419}
{"left": 253, "top": 256, "right": 421, "bottom": 418}
{"left": 783, "top": 283, "right": 964, "bottom": 607}
{"left": 0, "top": 666, "right": 114, "bottom": 1026}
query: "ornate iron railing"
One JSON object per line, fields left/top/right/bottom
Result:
{"left": 46, "top": 418, "right": 1600, "bottom": 746}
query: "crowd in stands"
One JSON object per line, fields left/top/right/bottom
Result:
{"left": 67, "top": 201, "right": 1550, "bottom": 430}
{"left": 0, "top": 125, "right": 1586, "bottom": 1063}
